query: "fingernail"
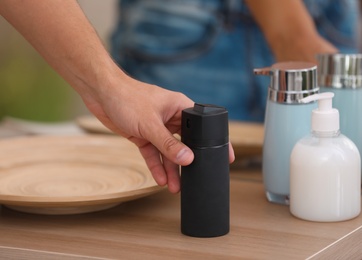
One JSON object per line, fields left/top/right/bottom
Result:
{"left": 176, "top": 148, "right": 193, "bottom": 165}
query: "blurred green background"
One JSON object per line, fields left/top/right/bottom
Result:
{"left": 0, "top": 29, "right": 78, "bottom": 122}
{"left": 0, "top": 0, "right": 116, "bottom": 122}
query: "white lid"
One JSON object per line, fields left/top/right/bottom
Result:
{"left": 301, "top": 92, "right": 339, "bottom": 132}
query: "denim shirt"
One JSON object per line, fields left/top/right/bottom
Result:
{"left": 111, "top": 0, "right": 359, "bottom": 122}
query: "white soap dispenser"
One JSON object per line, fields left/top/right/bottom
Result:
{"left": 290, "top": 92, "right": 361, "bottom": 222}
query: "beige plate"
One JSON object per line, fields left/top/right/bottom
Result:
{"left": 0, "top": 135, "right": 163, "bottom": 215}
{"left": 228, "top": 121, "right": 264, "bottom": 159}
{"left": 76, "top": 115, "right": 113, "bottom": 134}
{"left": 76, "top": 115, "right": 264, "bottom": 159}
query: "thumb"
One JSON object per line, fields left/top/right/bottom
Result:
{"left": 146, "top": 123, "right": 194, "bottom": 166}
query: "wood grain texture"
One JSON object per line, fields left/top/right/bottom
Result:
{"left": 0, "top": 169, "right": 361, "bottom": 259}
{"left": 0, "top": 135, "right": 163, "bottom": 214}
{"left": 0, "top": 246, "right": 105, "bottom": 260}
{"left": 308, "top": 226, "right": 362, "bottom": 259}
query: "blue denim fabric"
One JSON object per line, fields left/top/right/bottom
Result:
{"left": 111, "top": 0, "right": 359, "bottom": 122}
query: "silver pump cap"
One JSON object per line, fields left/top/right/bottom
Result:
{"left": 254, "top": 61, "right": 319, "bottom": 104}
{"left": 317, "top": 53, "right": 362, "bottom": 89}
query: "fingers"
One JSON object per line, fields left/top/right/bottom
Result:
{"left": 137, "top": 118, "right": 193, "bottom": 193}
{"left": 162, "top": 155, "right": 181, "bottom": 193}
{"left": 138, "top": 126, "right": 234, "bottom": 194}
{"left": 137, "top": 140, "right": 181, "bottom": 193}
{"left": 229, "top": 142, "right": 235, "bottom": 163}
{"left": 144, "top": 121, "right": 194, "bottom": 166}
{"left": 137, "top": 142, "right": 167, "bottom": 187}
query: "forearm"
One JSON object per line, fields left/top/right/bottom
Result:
{"left": 245, "top": 0, "right": 317, "bottom": 45}
{"left": 0, "top": 0, "right": 233, "bottom": 193}
{"left": 0, "top": 0, "right": 203, "bottom": 193}
{"left": 244, "top": 0, "right": 337, "bottom": 62}
{"left": 0, "top": 0, "right": 124, "bottom": 99}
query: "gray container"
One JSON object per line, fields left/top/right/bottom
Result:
{"left": 317, "top": 53, "right": 362, "bottom": 173}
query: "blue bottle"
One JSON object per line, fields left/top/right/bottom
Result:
{"left": 254, "top": 62, "right": 319, "bottom": 205}
{"left": 317, "top": 53, "right": 362, "bottom": 176}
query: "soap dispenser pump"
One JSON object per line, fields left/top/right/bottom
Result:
{"left": 254, "top": 61, "right": 319, "bottom": 205}
{"left": 290, "top": 92, "right": 361, "bottom": 222}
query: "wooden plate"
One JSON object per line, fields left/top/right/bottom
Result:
{"left": 76, "top": 115, "right": 113, "bottom": 134}
{"left": 0, "top": 135, "right": 163, "bottom": 215}
{"left": 76, "top": 115, "right": 264, "bottom": 159}
{"left": 228, "top": 121, "right": 264, "bottom": 159}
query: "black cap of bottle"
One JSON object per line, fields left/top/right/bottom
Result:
{"left": 181, "top": 103, "right": 229, "bottom": 148}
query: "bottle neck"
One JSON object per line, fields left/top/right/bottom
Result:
{"left": 312, "top": 129, "right": 340, "bottom": 138}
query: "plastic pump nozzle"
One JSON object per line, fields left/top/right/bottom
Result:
{"left": 300, "top": 92, "right": 339, "bottom": 133}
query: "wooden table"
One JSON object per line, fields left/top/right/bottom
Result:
{"left": 0, "top": 163, "right": 361, "bottom": 260}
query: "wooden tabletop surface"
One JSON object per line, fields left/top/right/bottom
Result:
{"left": 0, "top": 162, "right": 361, "bottom": 260}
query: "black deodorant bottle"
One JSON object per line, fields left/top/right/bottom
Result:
{"left": 181, "top": 103, "right": 230, "bottom": 237}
